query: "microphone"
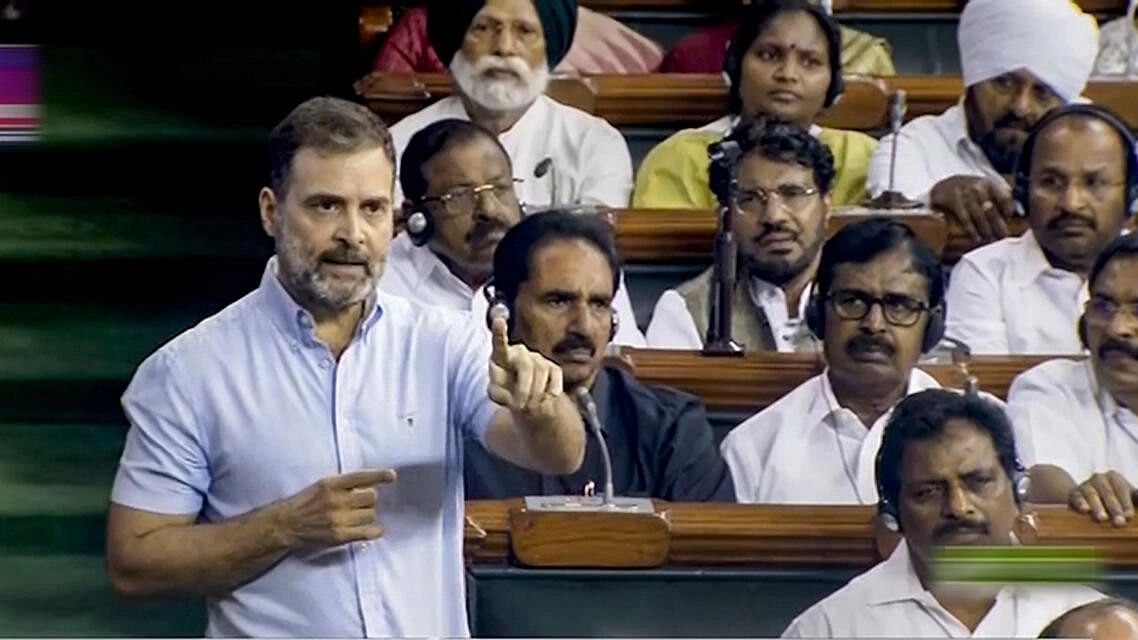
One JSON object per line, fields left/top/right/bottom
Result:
{"left": 887, "top": 90, "right": 906, "bottom": 197}
{"left": 520, "top": 387, "right": 653, "bottom": 514}
{"left": 942, "top": 336, "right": 979, "bottom": 396}
{"left": 703, "top": 139, "right": 745, "bottom": 357}
{"left": 534, "top": 156, "right": 559, "bottom": 207}
{"left": 573, "top": 387, "right": 614, "bottom": 505}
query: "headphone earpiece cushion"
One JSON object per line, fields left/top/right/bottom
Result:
{"left": 1078, "top": 314, "right": 1089, "bottom": 350}
{"left": 405, "top": 207, "right": 433, "bottom": 247}
{"left": 921, "top": 304, "right": 947, "bottom": 354}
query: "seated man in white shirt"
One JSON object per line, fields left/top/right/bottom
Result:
{"left": 646, "top": 118, "right": 832, "bottom": 351}
{"left": 389, "top": 0, "right": 633, "bottom": 209}
{"left": 945, "top": 104, "right": 1134, "bottom": 355}
{"left": 721, "top": 217, "right": 945, "bottom": 504}
{"left": 867, "top": 0, "right": 1099, "bottom": 244}
{"left": 380, "top": 118, "right": 645, "bottom": 346}
{"left": 1008, "top": 233, "right": 1138, "bottom": 527}
{"left": 1040, "top": 597, "right": 1138, "bottom": 639}
{"left": 783, "top": 389, "right": 1105, "bottom": 638}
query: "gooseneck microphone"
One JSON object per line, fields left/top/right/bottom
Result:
{"left": 573, "top": 387, "right": 614, "bottom": 506}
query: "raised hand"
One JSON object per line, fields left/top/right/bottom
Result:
{"left": 487, "top": 315, "right": 565, "bottom": 414}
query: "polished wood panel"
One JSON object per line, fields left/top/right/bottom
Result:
{"left": 621, "top": 349, "right": 1062, "bottom": 413}
{"left": 510, "top": 507, "right": 671, "bottom": 567}
{"left": 463, "top": 501, "right": 1138, "bottom": 567}
{"left": 357, "top": 72, "right": 891, "bottom": 130}
{"left": 359, "top": 73, "right": 1138, "bottom": 132}
{"left": 612, "top": 207, "right": 946, "bottom": 264}
{"left": 358, "top": 5, "right": 394, "bottom": 54}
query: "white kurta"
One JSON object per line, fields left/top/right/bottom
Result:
{"left": 390, "top": 95, "right": 633, "bottom": 209}
{"left": 867, "top": 103, "right": 1004, "bottom": 204}
{"left": 379, "top": 232, "right": 647, "bottom": 347}
{"left": 945, "top": 231, "right": 1088, "bottom": 355}
{"left": 645, "top": 278, "right": 814, "bottom": 351}
{"left": 782, "top": 540, "right": 1105, "bottom": 638}
{"left": 720, "top": 369, "right": 942, "bottom": 505}
{"left": 1007, "top": 357, "right": 1138, "bottom": 486}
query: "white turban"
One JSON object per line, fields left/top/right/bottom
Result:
{"left": 959, "top": 0, "right": 1099, "bottom": 103}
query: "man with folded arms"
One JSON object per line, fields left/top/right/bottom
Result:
{"left": 868, "top": 0, "right": 1099, "bottom": 244}
{"left": 783, "top": 389, "right": 1104, "bottom": 638}
{"left": 721, "top": 218, "right": 945, "bottom": 503}
{"left": 1008, "top": 233, "right": 1138, "bottom": 528}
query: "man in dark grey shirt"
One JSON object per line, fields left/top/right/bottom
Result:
{"left": 464, "top": 210, "right": 734, "bottom": 502}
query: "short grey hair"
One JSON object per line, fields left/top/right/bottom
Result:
{"left": 267, "top": 96, "right": 395, "bottom": 196}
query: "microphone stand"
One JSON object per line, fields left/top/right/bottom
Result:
{"left": 703, "top": 139, "right": 745, "bottom": 357}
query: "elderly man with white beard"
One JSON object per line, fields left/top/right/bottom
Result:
{"left": 389, "top": 0, "right": 634, "bottom": 210}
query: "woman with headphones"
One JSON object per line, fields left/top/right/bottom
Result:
{"left": 631, "top": 0, "right": 876, "bottom": 209}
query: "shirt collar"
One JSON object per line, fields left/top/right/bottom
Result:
{"left": 748, "top": 277, "right": 813, "bottom": 317}
{"left": 866, "top": 540, "right": 935, "bottom": 606}
{"left": 258, "top": 255, "right": 383, "bottom": 346}
{"left": 1088, "top": 358, "right": 1138, "bottom": 424}
{"left": 1010, "top": 230, "right": 1085, "bottom": 287}
{"left": 812, "top": 368, "right": 937, "bottom": 426}
{"left": 393, "top": 232, "right": 478, "bottom": 300}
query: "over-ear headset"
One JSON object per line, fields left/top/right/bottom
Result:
{"left": 873, "top": 388, "right": 1031, "bottom": 533}
{"left": 1078, "top": 313, "right": 1090, "bottom": 351}
{"left": 722, "top": 3, "right": 845, "bottom": 112}
{"left": 804, "top": 281, "right": 947, "bottom": 354}
{"left": 404, "top": 201, "right": 433, "bottom": 247}
{"left": 483, "top": 282, "right": 619, "bottom": 343}
{"left": 1011, "top": 103, "right": 1138, "bottom": 218}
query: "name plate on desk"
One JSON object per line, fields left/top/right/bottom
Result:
{"left": 509, "top": 497, "right": 669, "bottom": 569}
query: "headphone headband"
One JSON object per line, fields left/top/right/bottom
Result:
{"left": 1012, "top": 103, "right": 1138, "bottom": 218}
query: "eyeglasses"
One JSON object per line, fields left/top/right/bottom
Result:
{"left": 733, "top": 184, "right": 819, "bottom": 216}
{"left": 1085, "top": 296, "right": 1138, "bottom": 323}
{"left": 422, "top": 178, "right": 522, "bottom": 217}
{"left": 1031, "top": 175, "right": 1126, "bottom": 203}
{"left": 827, "top": 289, "right": 931, "bottom": 327}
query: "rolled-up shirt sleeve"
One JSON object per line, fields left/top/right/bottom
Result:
{"left": 111, "top": 350, "right": 210, "bottom": 516}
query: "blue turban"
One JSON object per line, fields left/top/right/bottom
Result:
{"left": 428, "top": 0, "right": 578, "bottom": 70}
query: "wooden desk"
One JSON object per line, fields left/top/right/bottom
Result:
{"left": 612, "top": 207, "right": 946, "bottom": 264}
{"left": 465, "top": 500, "right": 1138, "bottom": 567}
{"left": 357, "top": 73, "right": 889, "bottom": 130}
{"left": 359, "top": 73, "right": 1138, "bottom": 132}
{"left": 622, "top": 349, "right": 1062, "bottom": 413}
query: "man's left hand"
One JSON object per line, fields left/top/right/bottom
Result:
{"left": 488, "top": 316, "right": 564, "bottom": 414}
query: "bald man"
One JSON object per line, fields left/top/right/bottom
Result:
{"left": 945, "top": 104, "right": 1131, "bottom": 355}
{"left": 1040, "top": 598, "right": 1138, "bottom": 639}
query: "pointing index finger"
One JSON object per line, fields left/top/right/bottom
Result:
{"left": 490, "top": 316, "right": 511, "bottom": 366}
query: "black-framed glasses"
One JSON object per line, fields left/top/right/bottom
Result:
{"left": 422, "top": 178, "right": 523, "bottom": 217}
{"left": 1085, "top": 295, "right": 1138, "bottom": 323}
{"left": 827, "top": 289, "right": 930, "bottom": 327}
{"left": 733, "top": 184, "right": 819, "bottom": 216}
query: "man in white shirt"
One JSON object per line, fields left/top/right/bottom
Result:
{"left": 379, "top": 118, "right": 645, "bottom": 346}
{"left": 867, "top": 0, "right": 1099, "bottom": 244}
{"left": 389, "top": 0, "right": 632, "bottom": 209}
{"left": 721, "top": 218, "right": 946, "bottom": 504}
{"left": 945, "top": 104, "right": 1134, "bottom": 355}
{"left": 783, "top": 388, "right": 1105, "bottom": 638}
{"left": 645, "top": 118, "right": 831, "bottom": 352}
{"left": 1007, "top": 234, "right": 1138, "bottom": 528}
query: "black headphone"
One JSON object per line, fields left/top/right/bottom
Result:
{"left": 483, "top": 282, "right": 619, "bottom": 343}
{"left": 1011, "top": 103, "right": 1138, "bottom": 218}
{"left": 1078, "top": 313, "right": 1090, "bottom": 351}
{"left": 804, "top": 282, "right": 947, "bottom": 355}
{"left": 403, "top": 201, "right": 433, "bottom": 247}
{"left": 722, "top": 4, "right": 845, "bottom": 112}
